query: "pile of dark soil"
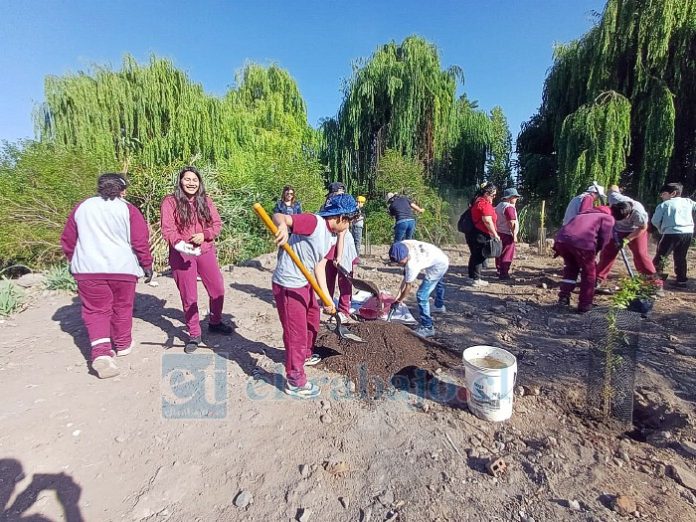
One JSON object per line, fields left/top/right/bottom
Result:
{"left": 316, "top": 322, "right": 462, "bottom": 400}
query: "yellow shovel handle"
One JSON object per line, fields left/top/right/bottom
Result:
{"left": 252, "top": 203, "right": 334, "bottom": 308}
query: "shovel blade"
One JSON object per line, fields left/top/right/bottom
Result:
{"left": 327, "top": 315, "right": 367, "bottom": 343}
{"left": 350, "top": 278, "right": 381, "bottom": 297}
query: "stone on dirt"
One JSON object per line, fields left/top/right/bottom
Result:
{"left": 233, "top": 490, "right": 253, "bottom": 508}
{"left": 669, "top": 463, "right": 696, "bottom": 492}
{"left": 320, "top": 414, "right": 332, "bottom": 424}
{"left": 297, "top": 507, "right": 312, "bottom": 522}
{"left": 612, "top": 495, "right": 637, "bottom": 515}
{"left": 299, "top": 464, "right": 310, "bottom": 478}
{"left": 567, "top": 499, "right": 581, "bottom": 511}
{"left": 338, "top": 497, "right": 349, "bottom": 509}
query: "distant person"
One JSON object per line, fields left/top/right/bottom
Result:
{"left": 495, "top": 188, "right": 521, "bottom": 280}
{"left": 325, "top": 181, "right": 346, "bottom": 204}
{"left": 326, "top": 226, "right": 359, "bottom": 324}
{"left": 389, "top": 240, "right": 449, "bottom": 338}
{"left": 386, "top": 192, "right": 424, "bottom": 242}
{"left": 553, "top": 207, "right": 614, "bottom": 313}
{"left": 61, "top": 173, "right": 153, "bottom": 379}
{"left": 562, "top": 182, "right": 605, "bottom": 225}
{"left": 351, "top": 195, "right": 366, "bottom": 254}
{"left": 273, "top": 185, "right": 302, "bottom": 215}
{"left": 160, "top": 166, "right": 234, "bottom": 354}
{"left": 595, "top": 186, "right": 663, "bottom": 294}
{"left": 651, "top": 182, "right": 696, "bottom": 287}
{"left": 465, "top": 183, "right": 499, "bottom": 286}
{"left": 272, "top": 194, "right": 359, "bottom": 398}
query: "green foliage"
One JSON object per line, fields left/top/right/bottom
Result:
{"left": 486, "top": 106, "right": 514, "bottom": 189}
{"left": 611, "top": 276, "right": 660, "bottom": 309}
{"left": 518, "top": 0, "right": 696, "bottom": 211}
{"left": 366, "top": 150, "right": 454, "bottom": 245}
{"left": 0, "top": 281, "right": 24, "bottom": 316}
{"left": 44, "top": 264, "right": 77, "bottom": 292}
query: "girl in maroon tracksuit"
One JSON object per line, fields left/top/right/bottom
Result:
{"left": 61, "top": 173, "right": 153, "bottom": 379}
{"left": 160, "top": 167, "right": 233, "bottom": 353}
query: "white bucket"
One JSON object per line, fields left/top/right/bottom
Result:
{"left": 462, "top": 346, "right": 517, "bottom": 422}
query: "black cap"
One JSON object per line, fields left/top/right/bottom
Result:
{"left": 327, "top": 182, "right": 346, "bottom": 194}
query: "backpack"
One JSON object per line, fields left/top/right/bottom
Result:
{"left": 457, "top": 208, "right": 475, "bottom": 235}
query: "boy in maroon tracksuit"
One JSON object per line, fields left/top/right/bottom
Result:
{"left": 272, "top": 194, "right": 359, "bottom": 399}
{"left": 61, "top": 173, "right": 153, "bottom": 379}
{"left": 553, "top": 207, "right": 615, "bottom": 313}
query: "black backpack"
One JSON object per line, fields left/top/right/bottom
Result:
{"left": 457, "top": 208, "right": 475, "bottom": 235}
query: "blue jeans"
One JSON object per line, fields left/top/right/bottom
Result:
{"left": 416, "top": 277, "right": 446, "bottom": 328}
{"left": 351, "top": 224, "right": 364, "bottom": 254}
{"left": 394, "top": 219, "right": 416, "bottom": 242}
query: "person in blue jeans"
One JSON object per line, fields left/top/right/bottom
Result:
{"left": 386, "top": 192, "right": 424, "bottom": 242}
{"left": 389, "top": 240, "right": 449, "bottom": 338}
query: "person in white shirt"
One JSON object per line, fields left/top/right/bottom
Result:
{"left": 388, "top": 240, "right": 449, "bottom": 338}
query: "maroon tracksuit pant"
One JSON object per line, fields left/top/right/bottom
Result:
{"left": 596, "top": 231, "right": 657, "bottom": 282}
{"left": 495, "top": 233, "right": 516, "bottom": 277}
{"left": 77, "top": 279, "right": 136, "bottom": 361}
{"left": 325, "top": 262, "right": 352, "bottom": 314}
{"left": 272, "top": 282, "right": 320, "bottom": 387}
{"left": 170, "top": 246, "right": 225, "bottom": 339}
{"left": 555, "top": 242, "right": 597, "bottom": 312}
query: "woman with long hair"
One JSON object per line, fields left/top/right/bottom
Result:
{"left": 465, "top": 182, "right": 499, "bottom": 286}
{"left": 61, "top": 173, "right": 153, "bottom": 378}
{"left": 273, "top": 185, "right": 302, "bottom": 215}
{"left": 160, "top": 167, "right": 233, "bottom": 353}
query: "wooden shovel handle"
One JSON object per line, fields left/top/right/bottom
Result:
{"left": 252, "top": 203, "right": 334, "bottom": 308}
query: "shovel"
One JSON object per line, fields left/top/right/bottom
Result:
{"left": 619, "top": 246, "right": 635, "bottom": 278}
{"left": 334, "top": 264, "right": 380, "bottom": 297}
{"left": 253, "top": 203, "right": 366, "bottom": 343}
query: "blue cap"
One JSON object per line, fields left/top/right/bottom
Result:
{"left": 317, "top": 194, "right": 358, "bottom": 217}
{"left": 502, "top": 188, "right": 521, "bottom": 199}
{"left": 389, "top": 242, "right": 409, "bottom": 262}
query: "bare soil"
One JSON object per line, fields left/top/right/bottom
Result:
{"left": 1, "top": 242, "right": 696, "bottom": 521}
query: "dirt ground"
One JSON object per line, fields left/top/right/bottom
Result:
{"left": 1, "top": 242, "right": 696, "bottom": 522}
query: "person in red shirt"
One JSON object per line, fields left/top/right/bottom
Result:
{"left": 160, "top": 166, "right": 234, "bottom": 354}
{"left": 465, "top": 183, "right": 499, "bottom": 286}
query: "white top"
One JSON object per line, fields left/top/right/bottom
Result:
{"left": 401, "top": 240, "right": 449, "bottom": 283}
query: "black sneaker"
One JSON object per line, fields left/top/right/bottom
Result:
{"left": 184, "top": 336, "right": 202, "bottom": 354}
{"left": 208, "top": 322, "right": 234, "bottom": 335}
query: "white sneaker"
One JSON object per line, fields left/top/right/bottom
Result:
{"left": 284, "top": 381, "right": 321, "bottom": 398}
{"left": 414, "top": 326, "right": 435, "bottom": 338}
{"left": 432, "top": 305, "right": 446, "bottom": 313}
{"left": 92, "top": 356, "right": 119, "bottom": 379}
{"left": 470, "top": 278, "right": 489, "bottom": 287}
{"left": 115, "top": 341, "right": 134, "bottom": 357}
{"left": 304, "top": 354, "right": 322, "bottom": 366}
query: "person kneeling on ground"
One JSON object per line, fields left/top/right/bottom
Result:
{"left": 651, "top": 182, "right": 696, "bottom": 287}
{"left": 272, "top": 194, "right": 359, "bottom": 399}
{"left": 389, "top": 240, "right": 449, "bottom": 338}
{"left": 595, "top": 186, "right": 663, "bottom": 294}
{"left": 61, "top": 173, "right": 153, "bottom": 379}
{"left": 553, "top": 207, "right": 614, "bottom": 313}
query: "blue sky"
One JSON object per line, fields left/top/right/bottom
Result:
{"left": 1, "top": 0, "right": 604, "bottom": 144}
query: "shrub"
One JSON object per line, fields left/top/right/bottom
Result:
{"left": 44, "top": 264, "right": 78, "bottom": 292}
{"left": 0, "top": 281, "right": 24, "bottom": 316}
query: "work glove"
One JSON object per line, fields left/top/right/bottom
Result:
{"left": 143, "top": 267, "right": 153, "bottom": 284}
{"left": 615, "top": 238, "right": 629, "bottom": 249}
{"left": 390, "top": 301, "right": 401, "bottom": 313}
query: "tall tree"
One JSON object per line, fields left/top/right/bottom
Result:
{"left": 518, "top": 0, "right": 696, "bottom": 213}
{"left": 486, "top": 106, "right": 513, "bottom": 189}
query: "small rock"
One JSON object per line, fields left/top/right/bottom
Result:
{"left": 72, "top": 430, "right": 81, "bottom": 437}
{"left": 320, "top": 400, "right": 331, "bottom": 411}
{"left": 233, "top": 490, "right": 253, "bottom": 508}
{"left": 115, "top": 435, "right": 127, "bottom": 443}
{"left": 567, "top": 499, "right": 581, "bottom": 511}
{"left": 360, "top": 504, "right": 373, "bottom": 522}
{"left": 297, "top": 508, "right": 312, "bottom": 522}
{"left": 516, "top": 386, "right": 525, "bottom": 397}
{"left": 522, "top": 384, "right": 541, "bottom": 396}
{"left": 490, "top": 305, "right": 506, "bottom": 313}
{"left": 613, "top": 495, "right": 637, "bottom": 515}
{"left": 378, "top": 489, "right": 395, "bottom": 507}
{"left": 669, "top": 463, "right": 696, "bottom": 492}
{"left": 487, "top": 457, "right": 507, "bottom": 477}
{"left": 679, "top": 440, "right": 696, "bottom": 458}
{"left": 540, "top": 282, "right": 548, "bottom": 290}
{"left": 339, "top": 497, "right": 349, "bottom": 509}
{"left": 15, "top": 273, "right": 45, "bottom": 288}
{"left": 299, "top": 464, "right": 310, "bottom": 478}
{"left": 320, "top": 414, "right": 332, "bottom": 424}
{"left": 348, "top": 381, "right": 357, "bottom": 393}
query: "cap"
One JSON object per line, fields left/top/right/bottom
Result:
{"left": 586, "top": 182, "right": 605, "bottom": 197}
{"left": 327, "top": 182, "right": 346, "bottom": 195}
{"left": 502, "top": 188, "right": 521, "bottom": 200}
{"left": 388, "top": 242, "right": 409, "bottom": 263}
{"left": 357, "top": 195, "right": 366, "bottom": 203}
{"left": 317, "top": 194, "right": 358, "bottom": 217}
{"left": 385, "top": 192, "right": 396, "bottom": 203}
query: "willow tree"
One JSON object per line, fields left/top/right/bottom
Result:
{"left": 323, "top": 36, "right": 480, "bottom": 192}
{"left": 518, "top": 0, "right": 696, "bottom": 209}
{"left": 485, "top": 106, "right": 513, "bottom": 189}
{"left": 35, "top": 56, "right": 317, "bottom": 167}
